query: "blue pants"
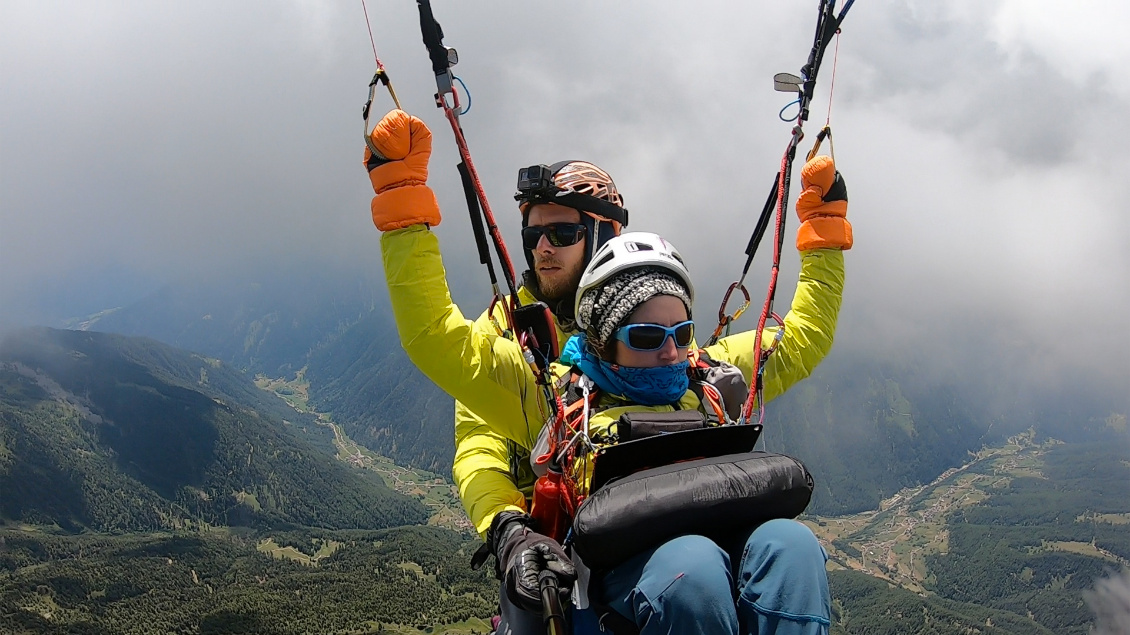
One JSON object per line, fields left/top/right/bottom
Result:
{"left": 575, "top": 519, "right": 830, "bottom": 635}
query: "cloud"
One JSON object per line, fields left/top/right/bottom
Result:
{"left": 2, "top": 1, "right": 1126, "bottom": 390}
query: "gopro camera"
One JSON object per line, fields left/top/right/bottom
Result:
{"left": 516, "top": 164, "right": 555, "bottom": 196}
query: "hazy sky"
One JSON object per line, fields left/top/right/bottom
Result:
{"left": 3, "top": 1, "right": 1127, "bottom": 390}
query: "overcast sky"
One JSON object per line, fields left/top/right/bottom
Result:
{"left": 2, "top": 1, "right": 1127, "bottom": 392}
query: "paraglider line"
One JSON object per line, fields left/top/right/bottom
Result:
{"left": 824, "top": 30, "right": 841, "bottom": 127}
{"left": 361, "top": 0, "right": 383, "bottom": 68}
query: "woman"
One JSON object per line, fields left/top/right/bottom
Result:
{"left": 366, "top": 110, "right": 851, "bottom": 634}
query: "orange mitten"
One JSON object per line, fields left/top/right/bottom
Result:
{"left": 795, "top": 155, "right": 852, "bottom": 250}
{"left": 364, "top": 109, "right": 441, "bottom": 231}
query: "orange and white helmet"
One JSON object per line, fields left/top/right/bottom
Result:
{"left": 544, "top": 160, "right": 624, "bottom": 210}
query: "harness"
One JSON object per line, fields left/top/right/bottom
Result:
{"left": 532, "top": 356, "right": 815, "bottom": 635}
{"left": 527, "top": 351, "right": 749, "bottom": 543}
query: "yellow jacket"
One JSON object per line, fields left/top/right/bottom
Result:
{"left": 453, "top": 287, "right": 570, "bottom": 537}
{"left": 382, "top": 225, "right": 845, "bottom": 535}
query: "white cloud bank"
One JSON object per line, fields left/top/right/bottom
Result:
{"left": 2, "top": 0, "right": 1126, "bottom": 389}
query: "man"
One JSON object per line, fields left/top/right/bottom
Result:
{"left": 450, "top": 161, "right": 629, "bottom": 634}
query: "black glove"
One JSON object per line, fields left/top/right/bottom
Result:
{"left": 488, "top": 511, "right": 576, "bottom": 612}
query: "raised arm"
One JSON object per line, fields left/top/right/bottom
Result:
{"left": 368, "top": 110, "right": 545, "bottom": 449}
{"left": 704, "top": 155, "right": 852, "bottom": 404}
{"left": 706, "top": 248, "right": 844, "bottom": 403}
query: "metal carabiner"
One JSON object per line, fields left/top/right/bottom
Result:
{"left": 707, "top": 281, "right": 752, "bottom": 346}
{"left": 363, "top": 68, "right": 402, "bottom": 158}
{"left": 805, "top": 125, "right": 833, "bottom": 163}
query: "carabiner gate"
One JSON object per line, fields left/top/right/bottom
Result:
{"left": 363, "top": 69, "right": 402, "bottom": 158}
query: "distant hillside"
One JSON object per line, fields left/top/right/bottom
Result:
{"left": 0, "top": 327, "right": 428, "bottom": 532}
{"left": 927, "top": 442, "right": 1130, "bottom": 634}
{"left": 766, "top": 343, "right": 1129, "bottom": 515}
{"left": 762, "top": 353, "right": 986, "bottom": 515}
{"left": 829, "top": 569, "right": 1057, "bottom": 635}
{"left": 303, "top": 312, "right": 456, "bottom": 475}
{"left": 84, "top": 267, "right": 389, "bottom": 377}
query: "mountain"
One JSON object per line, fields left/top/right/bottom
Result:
{"left": 83, "top": 266, "right": 389, "bottom": 378}
{"left": 0, "top": 327, "right": 428, "bottom": 532}
{"left": 69, "top": 268, "right": 462, "bottom": 475}
{"left": 764, "top": 342, "right": 1129, "bottom": 515}
{"left": 70, "top": 268, "right": 1128, "bottom": 514}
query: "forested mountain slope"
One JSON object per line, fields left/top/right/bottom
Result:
{"left": 303, "top": 311, "right": 456, "bottom": 475}
{"left": 0, "top": 327, "right": 427, "bottom": 532}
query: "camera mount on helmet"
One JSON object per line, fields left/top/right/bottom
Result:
{"left": 517, "top": 164, "right": 558, "bottom": 198}
{"left": 514, "top": 162, "right": 629, "bottom": 228}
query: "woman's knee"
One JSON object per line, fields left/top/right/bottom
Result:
{"left": 736, "top": 520, "right": 830, "bottom": 628}
{"left": 655, "top": 535, "right": 730, "bottom": 569}
{"left": 639, "top": 534, "right": 733, "bottom": 601}
{"left": 740, "top": 519, "right": 826, "bottom": 575}
{"left": 625, "top": 535, "right": 738, "bottom": 633}
{"left": 755, "top": 518, "right": 820, "bottom": 544}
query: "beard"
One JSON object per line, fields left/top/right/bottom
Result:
{"left": 535, "top": 255, "right": 585, "bottom": 300}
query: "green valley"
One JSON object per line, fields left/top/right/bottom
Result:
{"left": 255, "top": 369, "right": 473, "bottom": 535}
{"left": 812, "top": 434, "right": 1130, "bottom": 634}
{"left": 0, "top": 328, "right": 428, "bottom": 533}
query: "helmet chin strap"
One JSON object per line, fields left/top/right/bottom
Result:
{"left": 585, "top": 217, "right": 605, "bottom": 266}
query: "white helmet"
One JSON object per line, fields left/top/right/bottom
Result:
{"left": 574, "top": 232, "right": 694, "bottom": 330}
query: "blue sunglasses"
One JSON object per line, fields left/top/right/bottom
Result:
{"left": 614, "top": 321, "right": 695, "bottom": 351}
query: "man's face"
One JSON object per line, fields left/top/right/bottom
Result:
{"left": 525, "top": 203, "right": 586, "bottom": 300}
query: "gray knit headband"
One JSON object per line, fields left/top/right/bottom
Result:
{"left": 578, "top": 268, "right": 692, "bottom": 350}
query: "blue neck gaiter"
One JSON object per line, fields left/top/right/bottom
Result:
{"left": 559, "top": 334, "right": 689, "bottom": 406}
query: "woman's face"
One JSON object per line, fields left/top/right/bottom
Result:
{"left": 612, "top": 295, "right": 691, "bottom": 368}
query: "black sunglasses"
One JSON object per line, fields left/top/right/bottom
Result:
{"left": 521, "top": 223, "right": 587, "bottom": 250}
